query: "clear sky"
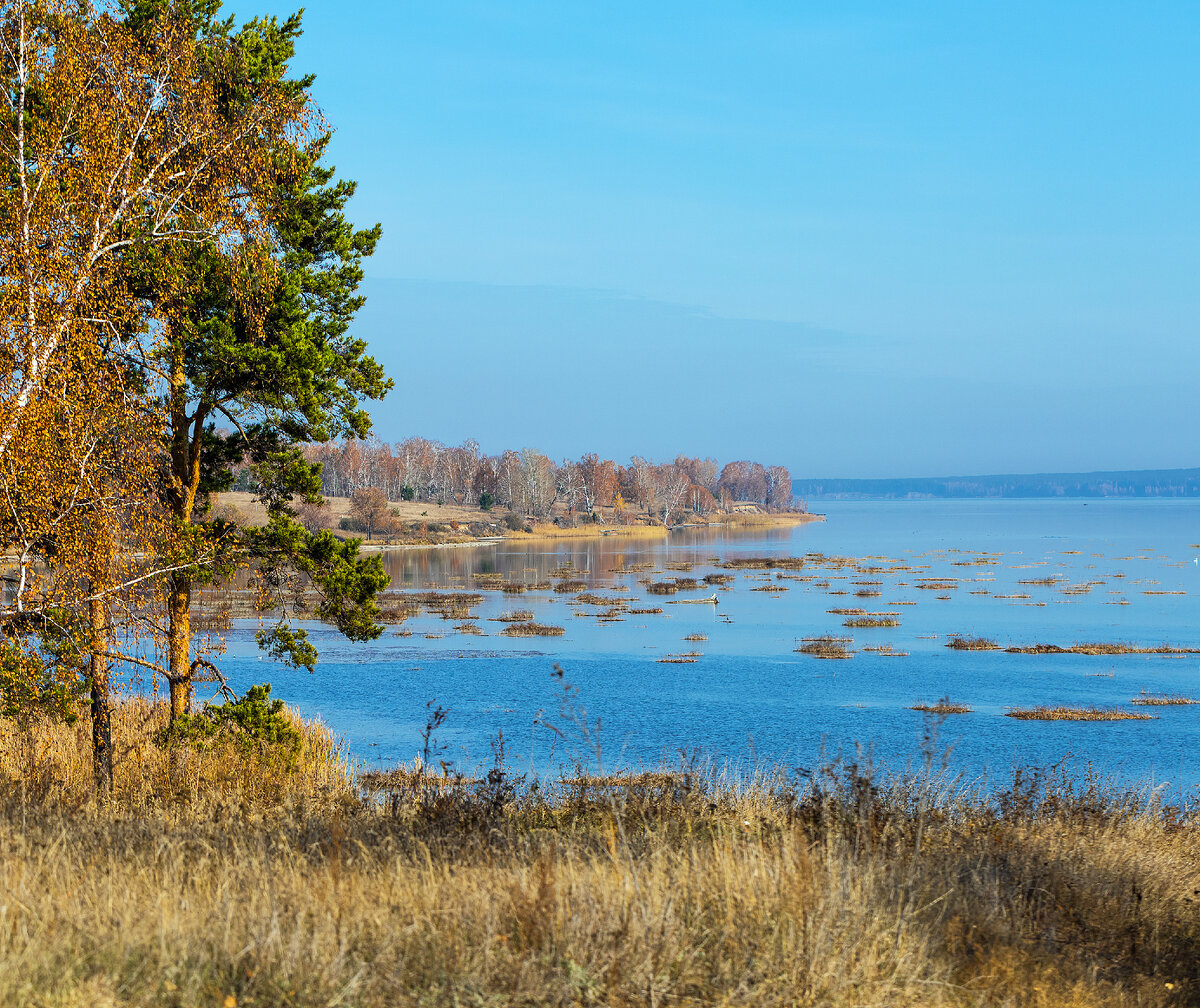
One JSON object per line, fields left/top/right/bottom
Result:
{"left": 253, "top": 1, "right": 1199, "bottom": 478}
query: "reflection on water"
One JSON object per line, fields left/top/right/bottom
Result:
{"left": 378, "top": 525, "right": 801, "bottom": 590}
{"left": 216, "top": 501, "right": 1200, "bottom": 791}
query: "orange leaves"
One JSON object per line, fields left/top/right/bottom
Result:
{"left": 0, "top": 0, "right": 311, "bottom": 461}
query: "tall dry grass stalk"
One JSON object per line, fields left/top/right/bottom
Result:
{"left": 0, "top": 708, "right": 1198, "bottom": 1006}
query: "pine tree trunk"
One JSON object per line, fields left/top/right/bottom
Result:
{"left": 168, "top": 572, "right": 192, "bottom": 722}
{"left": 89, "top": 593, "right": 112, "bottom": 793}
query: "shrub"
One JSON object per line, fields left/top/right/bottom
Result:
{"left": 479, "top": 491, "right": 495, "bottom": 511}
{"left": 502, "top": 512, "right": 526, "bottom": 532}
{"left": 400, "top": 485, "right": 415, "bottom": 501}
{"left": 155, "top": 684, "right": 302, "bottom": 763}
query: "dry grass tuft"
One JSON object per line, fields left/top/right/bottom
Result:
{"left": 1005, "top": 706, "right": 1157, "bottom": 721}
{"left": 492, "top": 609, "right": 535, "bottom": 622}
{"left": 945, "top": 636, "right": 1001, "bottom": 650}
{"left": 500, "top": 622, "right": 566, "bottom": 637}
{"left": 721, "top": 556, "right": 805, "bottom": 570}
{"left": 1130, "top": 694, "right": 1199, "bottom": 706}
{"left": 909, "top": 700, "right": 972, "bottom": 714}
{"left": 1004, "top": 642, "right": 1200, "bottom": 656}
{"left": 795, "top": 636, "right": 853, "bottom": 659}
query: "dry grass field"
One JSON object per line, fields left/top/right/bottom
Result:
{"left": 2, "top": 704, "right": 1199, "bottom": 1007}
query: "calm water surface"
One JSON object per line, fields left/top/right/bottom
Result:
{"left": 217, "top": 500, "right": 1200, "bottom": 790}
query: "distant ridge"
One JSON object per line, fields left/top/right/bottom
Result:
{"left": 792, "top": 467, "right": 1200, "bottom": 500}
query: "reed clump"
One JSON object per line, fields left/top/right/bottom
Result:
{"left": 574, "top": 593, "right": 629, "bottom": 607}
{"left": 1005, "top": 706, "right": 1156, "bottom": 721}
{"left": 2, "top": 709, "right": 1200, "bottom": 1007}
{"left": 795, "top": 635, "right": 853, "bottom": 659}
{"left": 552, "top": 579, "right": 587, "bottom": 593}
{"left": 945, "top": 636, "right": 1001, "bottom": 650}
{"left": 721, "top": 556, "right": 805, "bottom": 570}
{"left": 843, "top": 616, "right": 900, "bottom": 628}
{"left": 500, "top": 622, "right": 566, "bottom": 637}
{"left": 1003, "top": 642, "right": 1200, "bottom": 655}
{"left": 1130, "top": 694, "right": 1199, "bottom": 706}
{"left": 909, "top": 700, "right": 972, "bottom": 714}
{"left": 492, "top": 609, "right": 535, "bottom": 622}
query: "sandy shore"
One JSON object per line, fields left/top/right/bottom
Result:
{"left": 215, "top": 491, "right": 823, "bottom": 548}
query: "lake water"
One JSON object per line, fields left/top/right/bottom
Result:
{"left": 216, "top": 500, "right": 1200, "bottom": 791}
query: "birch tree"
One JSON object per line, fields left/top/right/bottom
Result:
{"left": 0, "top": 0, "right": 298, "bottom": 464}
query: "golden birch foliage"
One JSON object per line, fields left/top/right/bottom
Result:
{"left": 0, "top": 0, "right": 307, "bottom": 462}
{"left": 0, "top": 320, "right": 191, "bottom": 729}
{"left": 0, "top": 343, "right": 159, "bottom": 563}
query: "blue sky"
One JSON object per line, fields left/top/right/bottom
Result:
{"left": 254, "top": 1, "right": 1199, "bottom": 478}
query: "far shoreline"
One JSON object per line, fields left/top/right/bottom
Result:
{"left": 216, "top": 491, "right": 824, "bottom": 549}
{"left": 358, "top": 510, "right": 826, "bottom": 550}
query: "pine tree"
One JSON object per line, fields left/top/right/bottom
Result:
{"left": 122, "top": 2, "right": 393, "bottom": 718}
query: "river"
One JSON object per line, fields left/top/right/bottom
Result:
{"left": 216, "top": 499, "right": 1200, "bottom": 791}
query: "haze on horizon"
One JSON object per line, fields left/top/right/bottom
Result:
{"left": 255, "top": 1, "right": 1199, "bottom": 480}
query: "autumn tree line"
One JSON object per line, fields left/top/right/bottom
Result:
{"left": 0, "top": 0, "right": 393, "bottom": 792}
{"left": 274, "top": 438, "right": 796, "bottom": 525}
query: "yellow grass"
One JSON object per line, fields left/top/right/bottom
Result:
{"left": 909, "top": 701, "right": 972, "bottom": 714}
{"left": 718, "top": 511, "right": 824, "bottom": 527}
{"left": 1005, "top": 706, "right": 1156, "bottom": 721}
{"left": 1130, "top": 694, "right": 1199, "bottom": 706}
{"left": 945, "top": 636, "right": 1001, "bottom": 650}
{"left": 0, "top": 707, "right": 1198, "bottom": 1005}
{"left": 499, "top": 621, "right": 566, "bottom": 636}
{"left": 521, "top": 522, "right": 668, "bottom": 539}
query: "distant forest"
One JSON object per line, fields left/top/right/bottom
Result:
{"left": 792, "top": 467, "right": 1200, "bottom": 500}
{"left": 233, "top": 437, "right": 795, "bottom": 522}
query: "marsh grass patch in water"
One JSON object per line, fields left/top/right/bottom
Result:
{"left": 500, "top": 622, "right": 565, "bottom": 637}
{"left": 945, "top": 636, "right": 1001, "bottom": 651}
{"left": 1130, "top": 694, "right": 1199, "bottom": 706}
{"left": 795, "top": 636, "right": 854, "bottom": 659}
{"left": 1005, "top": 706, "right": 1156, "bottom": 721}
{"left": 909, "top": 700, "right": 972, "bottom": 714}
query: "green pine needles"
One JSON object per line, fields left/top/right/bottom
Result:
{"left": 156, "top": 684, "right": 302, "bottom": 762}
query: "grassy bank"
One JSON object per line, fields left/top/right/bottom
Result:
{"left": 216, "top": 492, "right": 821, "bottom": 547}
{"left": 2, "top": 705, "right": 1199, "bottom": 1006}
